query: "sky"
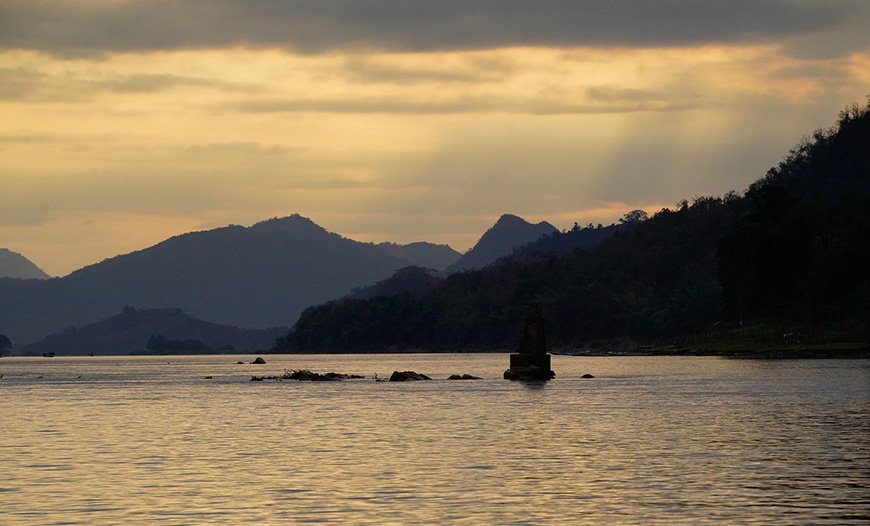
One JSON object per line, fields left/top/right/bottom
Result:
{"left": 1, "top": 1, "right": 868, "bottom": 276}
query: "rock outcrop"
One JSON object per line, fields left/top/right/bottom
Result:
{"left": 389, "top": 370, "right": 431, "bottom": 381}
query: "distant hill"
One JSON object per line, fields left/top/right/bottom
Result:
{"left": 0, "top": 214, "right": 455, "bottom": 344}
{"left": 0, "top": 248, "right": 50, "bottom": 279}
{"left": 376, "top": 242, "right": 460, "bottom": 270}
{"left": 17, "top": 306, "right": 286, "bottom": 356}
{"left": 444, "top": 214, "right": 558, "bottom": 273}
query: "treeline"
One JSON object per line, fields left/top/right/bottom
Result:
{"left": 278, "top": 101, "right": 870, "bottom": 352}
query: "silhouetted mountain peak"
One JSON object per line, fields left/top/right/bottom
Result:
{"left": 249, "top": 214, "right": 334, "bottom": 238}
{"left": 0, "top": 213, "right": 461, "bottom": 344}
{"left": 493, "top": 213, "right": 527, "bottom": 226}
{"left": 445, "top": 214, "right": 558, "bottom": 273}
{"left": 0, "top": 248, "right": 50, "bottom": 279}
{"left": 485, "top": 213, "right": 556, "bottom": 237}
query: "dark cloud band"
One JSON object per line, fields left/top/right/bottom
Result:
{"left": 1, "top": 1, "right": 866, "bottom": 55}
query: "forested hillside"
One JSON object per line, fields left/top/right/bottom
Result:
{"left": 718, "top": 102, "right": 870, "bottom": 327}
{"left": 282, "top": 102, "right": 870, "bottom": 352}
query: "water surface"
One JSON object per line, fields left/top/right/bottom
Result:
{"left": 1, "top": 354, "right": 868, "bottom": 524}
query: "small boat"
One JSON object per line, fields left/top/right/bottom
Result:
{"left": 42, "top": 352, "right": 55, "bottom": 358}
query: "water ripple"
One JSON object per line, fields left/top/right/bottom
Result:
{"left": 0, "top": 354, "right": 867, "bottom": 525}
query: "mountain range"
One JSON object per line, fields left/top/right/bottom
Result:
{"left": 1, "top": 211, "right": 568, "bottom": 349}
{"left": 0, "top": 214, "right": 461, "bottom": 345}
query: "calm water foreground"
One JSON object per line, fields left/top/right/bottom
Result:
{"left": 0, "top": 354, "right": 867, "bottom": 525}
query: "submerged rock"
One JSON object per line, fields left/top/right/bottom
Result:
{"left": 389, "top": 370, "right": 432, "bottom": 381}
{"left": 251, "top": 357, "right": 267, "bottom": 364}
{"left": 251, "top": 369, "right": 364, "bottom": 382}
{"left": 285, "top": 369, "right": 364, "bottom": 381}
{"left": 447, "top": 374, "right": 482, "bottom": 380}
{"left": 581, "top": 373, "right": 595, "bottom": 378}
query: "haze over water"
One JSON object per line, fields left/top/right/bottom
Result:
{"left": 1, "top": 354, "right": 868, "bottom": 524}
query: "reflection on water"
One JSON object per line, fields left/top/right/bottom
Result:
{"left": 1, "top": 355, "right": 868, "bottom": 524}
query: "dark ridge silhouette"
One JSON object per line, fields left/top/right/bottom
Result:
{"left": 17, "top": 306, "right": 286, "bottom": 356}
{"left": 496, "top": 222, "right": 623, "bottom": 266}
{"left": 285, "top": 101, "right": 870, "bottom": 353}
{"left": 747, "top": 101, "right": 870, "bottom": 204}
{"left": 0, "top": 214, "right": 454, "bottom": 344}
{"left": 0, "top": 248, "right": 50, "bottom": 279}
{"left": 718, "top": 101, "right": 870, "bottom": 325}
{"left": 347, "top": 266, "right": 442, "bottom": 300}
{"left": 444, "top": 214, "right": 558, "bottom": 274}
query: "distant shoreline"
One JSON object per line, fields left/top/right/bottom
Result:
{"left": 5, "top": 345, "right": 868, "bottom": 359}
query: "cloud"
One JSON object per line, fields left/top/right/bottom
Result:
{"left": 183, "top": 141, "right": 302, "bottom": 156}
{"left": 266, "top": 179, "right": 376, "bottom": 190}
{"left": 2, "top": 1, "right": 867, "bottom": 57}
{"left": 340, "top": 55, "right": 514, "bottom": 85}
{"left": 99, "top": 73, "right": 242, "bottom": 93}
{"left": 224, "top": 96, "right": 503, "bottom": 115}
{"left": 0, "top": 133, "right": 62, "bottom": 143}
{"left": 0, "top": 65, "right": 248, "bottom": 102}
{"left": 0, "top": 66, "right": 52, "bottom": 101}
{"left": 223, "top": 92, "right": 704, "bottom": 116}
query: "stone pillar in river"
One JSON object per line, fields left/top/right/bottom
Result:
{"left": 504, "top": 302, "right": 555, "bottom": 380}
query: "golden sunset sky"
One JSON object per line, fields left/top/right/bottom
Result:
{"left": 1, "top": 1, "right": 868, "bottom": 276}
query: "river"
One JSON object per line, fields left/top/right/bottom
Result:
{"left": 1, "top": 354, "right": 867, "bottom": 524}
